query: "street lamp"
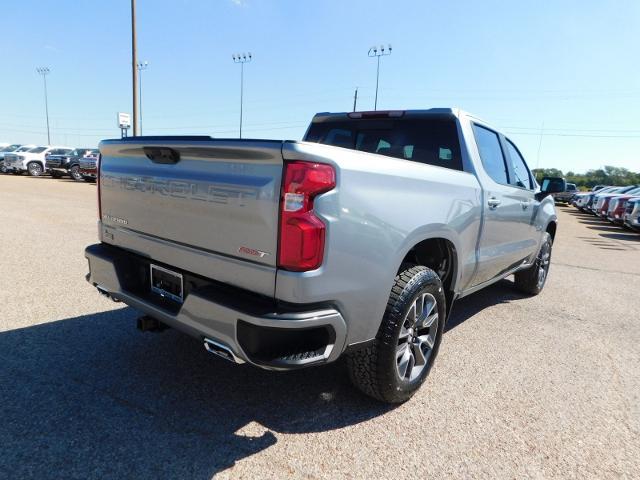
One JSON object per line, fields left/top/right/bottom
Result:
{"left": 136, "top": 61, "right": 149, "bottom": 135}
{"left": 131, "top": 0, "right": 139, "bottom": 136}
{"left": 232, "top": 52, "right": 252, "bottom": 139}
{"left": 367, "top": 44, "right": 392, "bottom": 111}
{"left": 36, "top": 67, "right": 51, "bottom": 144}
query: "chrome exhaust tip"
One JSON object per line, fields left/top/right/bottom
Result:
{"left": 204, "top": 338, "right": 245, "bottom": 364}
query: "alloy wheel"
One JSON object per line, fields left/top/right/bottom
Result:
{"left": 28, "top": 163, "right": 43, "bottom": 176}
{"left": 536, "top": 239, "right": 551, "bottom": 289}
{"left": 70, "top": 166, "right": 82, "bottom": 181}
{"left": 396, "top": 292, "right": 439, "bottom": 382}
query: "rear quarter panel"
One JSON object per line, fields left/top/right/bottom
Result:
{"left": 276, "top": 141, "right": 482, "bottom": 344}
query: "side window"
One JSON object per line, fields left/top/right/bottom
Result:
{"left": 505, "top": 140, "right": 532, "bottom": 189}
{"left": 472, "top": 124, "right": 509, "bottom": 185}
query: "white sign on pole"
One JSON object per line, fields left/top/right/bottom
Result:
{"left": 118, "top": 112, "right": 131, "bottom": 129}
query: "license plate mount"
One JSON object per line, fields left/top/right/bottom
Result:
{"left": 150, "top": 264, "right": 184, "bottom": 304}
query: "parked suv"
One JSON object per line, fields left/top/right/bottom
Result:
{"left": 0, "top": 145, "right": 35, "bottom": 173}
{"left": 85, "top": 108, "right": 561, "bottom": 403}
{"left": 47, "top": 148, "right": 98, "bottom": 181}
{"left": 623, "top": 199, "right": 640, "bottom": 231}
{"left": 4, "top": 146, "right": 73, "bottom": 176}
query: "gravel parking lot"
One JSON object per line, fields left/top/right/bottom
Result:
{"left": 1, "top": 174, "right": 639, "bottom": 479}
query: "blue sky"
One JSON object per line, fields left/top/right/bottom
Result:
{"left": 1, "top": 0, "right": 639, "bottom": 173}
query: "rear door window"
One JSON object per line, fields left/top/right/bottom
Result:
{"left": 305, "top": 117, "right": 463, "bottom": 171}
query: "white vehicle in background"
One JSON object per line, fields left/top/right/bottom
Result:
{"left": 4, "top": 146, "right": 73, "bottom": 176}
{"left": 0, "top": 145, "right": 36, "bottom": 173}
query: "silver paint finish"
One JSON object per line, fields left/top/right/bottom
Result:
{"left": 92, "top": 109, "right": 557, "bottom": 359}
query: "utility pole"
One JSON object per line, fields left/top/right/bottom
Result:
{"left": 137, "top": 61, "right": 148, "bottom": 135}
{"left": 36, "top": 67, "right": 51, "bottom": 144}
{"left": 232, "top": 53, "right": 252, "bottom": 139}
{"left": 368, "top": 44, "right": 392, "bottom": 111}
{"left": 131, "top": 0, "right": 139, "bottom": 136}
{"left": 353, "top": 87, "right": 358, "bottom": 112}
{"left": 535, "top": 121, "right": 545, "bottom": 169}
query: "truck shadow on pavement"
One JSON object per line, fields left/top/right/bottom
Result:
{"left": 0, "top": 283, "right": 527, "bottom": 479}
{"left": 445, "top": 279, "right": 528, "bottom": 332}
{"left": 0, "top": 307, "right": 392, "bottom": 479}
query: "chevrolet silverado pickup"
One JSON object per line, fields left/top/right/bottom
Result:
{"left": 85, "top": 109, "right": 561, "bottom": 403}
{"left": 47, "top": 148, "right": 98, "bottom": 180}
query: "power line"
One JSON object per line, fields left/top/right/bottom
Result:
{"left": 505, "top": 131, "right": 640, "bottom": 138}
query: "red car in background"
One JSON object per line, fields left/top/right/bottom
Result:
{"left": 594, "top": 185, "right": 640, "bottom": 217}
{"left": 606, "top": 187, "right": 640, "bottom": 224}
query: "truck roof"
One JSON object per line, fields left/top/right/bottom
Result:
{"left": 310, "top": 108, "right": 493, "bottom": 126}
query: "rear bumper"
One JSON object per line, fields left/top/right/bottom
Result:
{"left": 84, "top": 243, "right": 347, "bottom": 370}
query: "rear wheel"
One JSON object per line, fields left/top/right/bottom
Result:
{"left": 70, "top": 165, "right": 83, "bottom": 181}
{"left": 514, "top": 232, "right": 552, "bottom": 295}
{"left": 51, "top": 171, "right": 62, "bottom": 179}
{"left": 27, "top": 162, "right": 43, "bottom": 177}
{"left": 347, "top": 265, "right": 445, "bottom": 403}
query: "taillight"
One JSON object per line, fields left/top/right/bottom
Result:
{"left": 97, "top": 154, "right": 102, "bottom": 221}
{"left": 278, "top": 161, "right": 336, "bottom": 271}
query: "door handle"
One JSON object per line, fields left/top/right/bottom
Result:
{"left": 521, "top": 200, "right": 530, "bottom": 210}
{"left": 488, "top": 197, "right": 501, "bottom": 209}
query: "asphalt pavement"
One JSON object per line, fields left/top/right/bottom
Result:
{"left": 1, "top": 174, "right": 639, "bottom": 479}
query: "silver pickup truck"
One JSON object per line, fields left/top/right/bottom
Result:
{"left": 85, "top": 108, "right": 561, "bottom": 403}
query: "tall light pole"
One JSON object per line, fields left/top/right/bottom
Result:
{"left": 232, "top": 52, "right": 252, "bottom": 139}
{"left": 36, "top": 67, "right": 51, "bottom": 144}
{"left": 131, "top": 0, "right": 139, "bottom": 136}
{"left": 368, "top": 44, "right": 392, "bottom": 111}
{"left": 137, "top": 61, "right": 148, "bottom": 135}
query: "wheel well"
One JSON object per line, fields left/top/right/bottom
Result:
{"left": 399, "top": 238, "right": 458, "bottom": 307}
{"left": 546, "top": 221, "right": 557, "bottom": 240}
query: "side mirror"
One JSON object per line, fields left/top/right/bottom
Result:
{"left": 536, "top": 177, "right": 566, "bottom": 201}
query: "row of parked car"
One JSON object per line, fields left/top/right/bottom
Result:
{"left": 558, "top": 183, "right": 640, "bottom": 231}
{"left": 0, "top": 143, "right": 98, "bottom": 181}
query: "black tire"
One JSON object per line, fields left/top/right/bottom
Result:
{"left": 69, "top": 165, "right": 83, "bottom": 181}
{"left": 514, "top": 232, "right": 553, "bottom": 295}
{"left": 27, "top": 161, "right": 43, "bottom": 177}
{"left": 82, "top": 176, "right": 96, "bottom": 183}
{"left": 51, "top": 171, "right": 62, "bottom": 179}
{"left": 346, "top": 265, "right": 446, "bottom": 404}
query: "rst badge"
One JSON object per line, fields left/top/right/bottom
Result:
{"left": 238, "top": 246, "right": 270, "bottom": 258}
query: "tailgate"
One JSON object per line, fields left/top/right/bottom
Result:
{"left": 98, "top": 137, "right": 284, "bottom": 293}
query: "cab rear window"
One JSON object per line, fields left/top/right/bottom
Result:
{"left": 305, "top": 118, "right": 462, "bottom": 171}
